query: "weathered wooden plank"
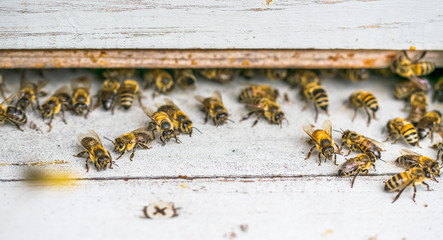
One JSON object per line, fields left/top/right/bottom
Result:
{"left": 0, "top": 0, "right": 442, "bottom": 50}
{"left": 0, "top": 177, "right": 441, "bottom": 240}
{"left": 0, "top": 69, "right": 440, "bottom": 181}
{"left": 1, "top": 49, "right": 443, "bottom": 69}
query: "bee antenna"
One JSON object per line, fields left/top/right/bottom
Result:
{"left": 333, "top": 129, "right": 342, "bottom": 133}
{"left": 227, "top": 118, "right": 235, "bottom": 123}
{"left": 378, "top": 158, "right": 386, "bottom": 162}
{"left": 192, "top": 127, "right": 202, "bottom": 134}
{"left": 103, "top": 136, "right": 114, "bottom": 144}
{"left": 284, "top": 118, "right": 290, "bottom": 125}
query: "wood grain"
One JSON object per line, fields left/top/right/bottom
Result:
{"left": 0, "top": 0, "right": 442, "bottom": 50}
{"left": 1, "top": 49, "right": 443, "bottom": 69}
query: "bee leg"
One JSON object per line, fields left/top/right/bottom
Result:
{"left": 130, "top": 148, "right": 136, "bottom": 161}
{"left": 412, "top": 183, "right": 417, "bottom": 203}
{"left": 47, "top": 115, "right": 54, "bottom": 133}
{"left": 92, "top": 94, "right": 101, "bottom": 110}
{"left": 317, "top": 152, "right": 322, "bottom": 166}
{"left": 392, "top": 134, "right": 400, "bottom": 144}
{"left": 84, "top": 106, "right": 91, "bottom": 119}
{"left": 160, "top": 136, "right": 166, "bottom": 146}
{"left": 334, "top": 153, "right": 338, "bottom": 165}
{"left": 74, "top": 150, "right": 88, "bottom": 158}
{"left": 175, "top": 135, "right": 181, "bottom": 143}
{"left": 251, "top": 116, "right": 260, "bottom": 128}
{"left": 116, "top": 151, "right": 126, "bottom": 160}
{"left": 241, "top": 111, "right": 255, "bottom": 122}
{"left": 85, "top": 157, "right": 90, "bottom": 172}
{"left": 352, "top": 108, "right": 358, "bottom": 122}
{"left": 314, "top": 105, "right": 319, "bottom": 123}
{"left": 437, "top": 149, "right": 442, "bottom": 161}
{"left": 372, "top": 110, "right": 377, "bottom": 120}
{"left": 392, "top": 181, "right": 414, "bottom": 203}
{"left": 61, "top": 108, "right": 67, "bottom": 124}
{"left": 350, "top": 169, "right": 361, "bottom": 188}
{"left": 305, "top": 145, "right": 316, "bottom": 160}
{"left": 204, "top": 112, "right": 209, "bottom": 124}
{"left": 6, "top": 119, "right": 24, "bottom": 131}
{"left": 364, "top": 107, "right": 371, "bottom": 126}
{"left": 345, "top": 147, "right": 352, "bottom": 157}
{"left": 422, "top": 181, "right": 432, "bottom": 191}
{"left": 302, "top": 101, "right": 309, "bottom": 111}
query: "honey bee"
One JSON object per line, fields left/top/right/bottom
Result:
{"left": 338, "top": 152, "right": 377, "bottom": 188}
{"left": 339, "top": 130, "right": 385, "bottom": 159}
{"left": 105, "top": 126, "right": 155, "bottom": 161}
{"left": 348, "top": 91, "right": 379, "bottom": 126}
{"left": 241, "top": 97, "right": 285, "bottom": 127}
{"left": 407, "top": 91, "right": 427, "bottom": 125}
{"left": 174, "top": 69, "right": 196, "bottom": 90}
{"left": 431, "top": 141, "right": 443, "bottom": 161}
{"left": 385, "top": 118, "right": 420, "bottom": 147}
{"left": 40, "top": 85, "right": 72, "bottom": 132}
{"left": 384, "top": 166, "right": 435, "bottom": 203}
{"left": 339, "top": 69, "right": 370, "bottom": 82}
{"left": 432, "top": 76, "right": 443, "bottom": 102}
{"left": 199, "top": 69, "right": 237, "bottom": 83}
{"left": 239, "top": 69, "right": 256, "bottom": 80}
{"left": 391, "top": 51, "right": 435, "bottom": 90}
{"left": 303, "top": 120, "right": 339, "bottom": 166}
{"left": 156, "top": 98, "right": 199, "bottom": 136}
{"left": 143, "top": 69, "right": 175, "bottom": 94}
{"left": 239, "top": 85, "right": 279, "bottom": 103}
{"left": 119, "top": 79, "right": 142, "bottom": 110}
{"left": 285, "top": 70, "right": 320, "bottom": 88}
{"left": 143, "top": 106, "right": 180, "bottom": 145}
{"left": 0, "top": 72, "right": 8, "bottom": 99}
{"left": 75, "top": 130, "right": 114, "bottom": 172}
{"left": 417, "top": 110, "right": 441, "bottom": 141}
{"left": 0, "top": 93, "right": 27, "bottom": 131}
{"left": 102, "top": 69, "right": 136, "bottom": 81}
{"left": 195, "top": 91, "right": 231, "bottom": 126}
{"left": 261, "top": 69, "right": 288, "bottom": 81}
{"left": 95, "top": 79, "right": 120, "bottom": 113}
{"left": 395, "top": 149, "right": 440, "bottom": 178}
{"left": 302, "top": 83, "right": 329, "bottom": 122}
{"left": 394, "top": 81, "right": 421, "bottom": 100}
{"left": 16, "top": 72, "right": 49, "bottom": 111}
{"left": 319, "top": 69, "right": 338, "bottom": 78}
{"left": 71, "top": 77, "right": 92, "bottom": 118}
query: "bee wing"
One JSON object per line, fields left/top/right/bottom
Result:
{"left": 399, "top": 148, "right": 422, "bottom": 157}
{"left": 87, "top": 130, "right": 103, "bottom": 145}
{"left": 0, "top": 92, "right": 19, "bottom": 105}
{"left": 303, "top": 124, "right": 319, "bottom": 144}
{"left": 20, "top": 71, "right": 30, "bottom": 88}
{"left": 154, "top": 102, "right": 164, "bottom": 109}
{"left": 142, "top": 106, "right": 157, "bottom": 124}
{"left": 36, "top": 79, "right": 50, "bottom": 91}
{"left": 54, "top": 85, "right": 70, "bottom": 95}
{"left": 195, "top": 95, "right": 206, "bottom": 103}
{"left": 365, "top": 136, "right": 386, "bottom": 151}
{"left": 340, "top": 160, "right": 363, "bottom": 172}
{"left": 322, "top": 119, "right": 332, "bottom": 137}
{"left": 408, "top": 76, "right": 431, "bottom": 91}
{"left": 78, "top": 133, "right": 87, "bottom": 143}
{"left": 71, "top": 76, "right": 91, "bottom": 90}
{"left": 213, "top": 91, "right": 223, "bottom": 101}
{"left": 163, "top": 98, "right": 179, "bottom": 108}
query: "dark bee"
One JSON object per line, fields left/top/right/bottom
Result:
{"left": 417, "top": 110, "right": 441, "bottom": 141}
{"left": 391, "top": 51, "right": 435, "bottom": 90}
{"left": 143, "top": 106, "right": 179, "bottom": 145}
{"left": 348, "top": 91, "right": 379, "bottom": 126}
{"left": 199, "top": 69, "right": 237, "bottom": 83}
{"left": 385, "top": 118, "right": 419, "bottom": 147}
{"left": 241, "top": 97, "right": 285, "bottom": 127}
{"left": 0, "top": 72, "right": 8, "bottom": 99}
{"left": 16, "top": 72, "right": 48, "bottom": 111}
{"left": 339, "top": 130, "right": 385, "bottom": 159}
{"left": 40, "top": 85, "right": 72, "bottom": 132}
{"left": 285, "top": 70, "right": 320, "bottom": 88}
{"left": 174, "top": 69, "right": 196, "bottom": 90}
{"left": 143, "top": 69, "right": 175, "bottom": 94}
{"left": 71, "top": 77, "right": 92, "bottom": 118}
{"left": 303, "top": 120, "right": 338, "bottom": 166}
{"left": 432, "top": 76, "right": 443, "bottom": 102}
{"left": 75, "top": 130, "right": 114, "bottom": 172}
{"left": 156, "top": 98, "right": 197, "bottom": 136}
{"left": 302, "top": 83, "right": 329, "bottom": 122}
{"left": 239, "top": 69, "right": 256, "bottom": 80}
{"left": 0, "top": 93, "right": 27, "bottom": 131}
{"left": 102, "top": 69, "right": 136, "bottom": 81}
{"left": 106, "top": 126, "right": 155, "bottom": 161}
{"left": 407, "top": 91, "right": 427, "bottom": 125}
{"left": 261, "top": 69, "right": 288, "bottom": 81}
{"left": 394, "top": 81, "right": 421, "bottom": 100}
{"left": 239, "top": 85, "right": 279, "bottom": 103}
{"left": 338, "top": 152, "right": 377, "bottom": 188}
{"left": 119, "top": 79, "right": 142, "bottom": 110}
{"left": 195, "top": 91, "right": 230, "bottom": 126}
{"left": 95, "top": 79, "right": 120, "bottom": 113}
{"left": 339, "top": 69, "right": 370, "bottom": 82}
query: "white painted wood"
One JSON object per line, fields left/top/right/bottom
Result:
{"left": 0, "top": 69, "right": 441, "bottom": 180}
{"left": 1, "top": 0, "right": 442, "bottom": 50}
{"left": 0, "top": 177, "right": 442, "bottom": 240}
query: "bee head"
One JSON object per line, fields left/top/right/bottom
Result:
{"left": 423, "top": 168, "right": 432, "bottom": 179}
{"left": 161, "top": 121, "right": 171, "bottom": 130}
{"left": 181, "top": 120, "right": 193, "bottom": 133}
{"left": 273, "top": 112, "right": 285, "bottom": 124}
{"left": 366, "top": 152, "right": 377, "bottom": 163}
{"left": 340, "top": 130, "right": 350, "bottom": 141}
{"left": 162, "top": 129, "right": 174, "bottom": 140}
{"left": 113, "top": 138, "right": 125, "bottom": 152}
{"left": 373, "top": 150, "right": 381, "bottom": 159}
{"left": 179, "top": 76, "right": 195, "bottom": 87}
{"left": 17, "top": 98, "right": 31, "bottom": 110}
{"left": 357, "top": 69, "right": 369, "bottom": 80}
{"left": 97, "top": 155, "right": 111, "bottom": 169}
{"left": 322, "top": 146, "right": 335, "bottom": 160}
{"left": 216, "top": 112, "right": 227, "bottom": 122}
{"left": 74, "top": 103, "right": 88, "bottom": 115}
{"left": 430, "top": 162, "right": 440, "bottom": 177}
{"left": 41, "top": 106, "right": 52, "bottom": 117}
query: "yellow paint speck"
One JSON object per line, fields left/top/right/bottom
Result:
{"left": 321, "top": 229, "right": 333, "bottom": 237}
{"left": 180, "top": 184, "right": 188, "bottom": 189}
{"left": 410, "top": 46, "right": 416, "bottom": 50}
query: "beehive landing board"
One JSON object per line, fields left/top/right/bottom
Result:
{"left": 0, "top": 69, "right": 442, "bottom": 239}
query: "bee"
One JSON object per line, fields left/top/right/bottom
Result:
{"left": 319, "top": 69, "right": 338, "bottom": 78}
{"left": 261, "top": 69, "right": 288, "bottom": 81}
{"left": 95, "top": 79, "right": 120, "bottom": 113}
{"left": 0, "top": 93, "right": 27, "bottom": 131}
{"left": 338, "top": 69, "right": 370, "bottom": 82}
{"left": 338, "top": 152, "right": 377, "bottom": 188}
{"left": 239, "top": 85, "right": 279, "bottom": 103}
{"left": 119, "top": 79, "right": 142, "bottom": 110}
{"left": 348, "top": 91, "right": 379, "bottom": 126}
{"left": 71, "top": 77, "right": 92, "bottom": 118}
{"left": 195, "top": 91, "right": 230, "bottom": 126}
{"left": 105, "top": 126, "right": 155, "bottom": 161}
{"left": 417, "top": 110, "right": 441, "bottom": 141}
{"left": 432, "top": 76, "right": 443, "bottom": 102}
{"left": 391, "top": 51, "right": 435, "bottom": 90}
{"left": 303, "top": 120, "right": 338, "bottom": 166}
{"left": 239, "top": 69, "right": 256, "bottom": 80}
{"left": 431, "top": 141, "right": 443, "bottom": 161}
{"left": 156, "top": 98, "right": 198, "bottom": 136}
{"left": 339, "top": 130, "right": 385, "bottom": 159}
{"left": 384, "top": 166, "right": 435, "bottom": 203}
{"left": 0, "top": 72, "right": 10, "bottom": 100}
{"left": 302, "top": 83, "right": 329, "bottom": 122}
{"left": 199, "top": 69, "right": 237, "bottom": 83}
{"left": 394, "top": 81, "right": 421, "bottom": 100}
{"left": 40, "top": 85, "right": 72, "bottom": 132}
{"left": 75, "top": 130, "right": 114, "bottom": 172}
{"left": 395, "top": 149, "right": 440, "bottom": 178}
{"left": 385, "top": 118, "right": 420, "bottom": 147}
{"left": 16, "top": 72, "right": 49, "bottom": 111}
{"left": 142, "top": 106, "right": 179, "bottom": 145}
{"left": 241, "top": 97, "right": 285, "bottom": 127}
{"left": 143, "top": 69, "right": 174, "bottom": 94}
{"left": 285, "top": 70, "right": 320, "bottom": 88}
{"left": 407, "top": 91, "right": 427, "bottom": 125}
{"left": 102, "top": 69, "right": 136, "bottom": 81}
{"left": 372, "top": 68, "right": 396, "bottom": 77}
{"left": 174, "top": 69, "right": 196, "bottom": 90}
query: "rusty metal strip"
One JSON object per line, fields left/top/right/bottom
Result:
{"left": 0, "top": 49, "right": 442, "bottom": 69}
